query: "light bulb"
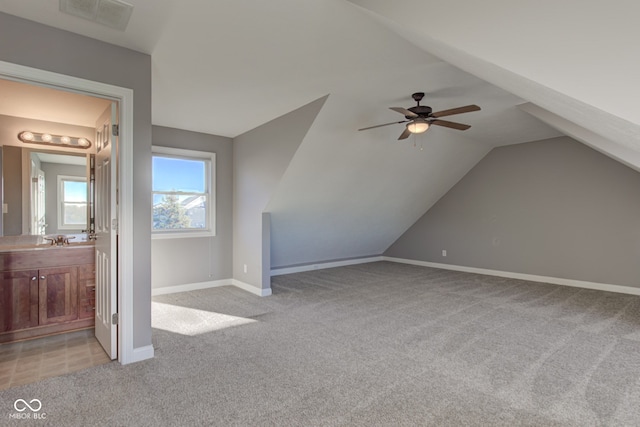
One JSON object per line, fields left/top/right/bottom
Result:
{"left": 21, "top": 131, "right": 34, "bottom": 141}
{"left": 41, "top": 133, "right": 52, "bottom": 142}
{"left": 61, "top": 136, "right": 71, "bottom": 144}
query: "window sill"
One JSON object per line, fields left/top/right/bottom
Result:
{"left": 152, "top": 230, "right": 215, "bottom": 240}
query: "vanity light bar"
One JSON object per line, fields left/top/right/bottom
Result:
{"left": 18, "top": 131, "right": 92, "bottom": 149}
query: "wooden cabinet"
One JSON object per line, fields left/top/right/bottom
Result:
{"left": 0, "top": 246, "right": 95, "bottom": 343}
{"left": 77, "top": 264, "right": 96, "bottom": 319}
{"left": 38, "top": 267, "right": 78, "bottom": 325}
{"left": 0, "top": 270, "right": 39, "bottom": 332}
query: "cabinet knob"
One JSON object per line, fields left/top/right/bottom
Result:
{"left": 32, "top": 276, "right": 37, "bottom": 281}
{"left": 40, "top": 276, "right": 46, "bottom": 280}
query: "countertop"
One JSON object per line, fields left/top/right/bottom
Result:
{"left": 0, "top": 234, "right": 95, "bottom": 252}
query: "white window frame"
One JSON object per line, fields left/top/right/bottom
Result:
{"left": 57, "top": 175, "right": 88, "bottom": 230}
{"left": 152, "top": 146, "right": 216, "bottom": 239}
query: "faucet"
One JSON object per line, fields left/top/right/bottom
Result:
{"left": 44, "top": 235, "right": 76, "bottom": 246}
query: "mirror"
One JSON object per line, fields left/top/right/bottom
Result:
{"left": 1, "top": 146, "right": 90, "bottom": 236}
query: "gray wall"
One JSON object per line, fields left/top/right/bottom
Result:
{"left": 151, "top": 125, "right": 233, "bottom": 289}
{"left": 2, "top": 146, "right": 22, "bottom": 235}
{"left": 40, "top": 162, "right": 86, "bottom": 235}
{"left": 386, "top": 136, "right": 640, "bottom": 288}
{"left": 0, "top": 12, "right": 153, "bottom": 348}
{"left": 233, "top": 96, "right": 326, "bottom": 289}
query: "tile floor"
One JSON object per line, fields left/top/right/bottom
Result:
{"left": 0, "top": 329, "right": 112, "bottom": 390}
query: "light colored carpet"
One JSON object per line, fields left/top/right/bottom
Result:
{"left": 2, "top": 261, "right": 640, "bottom": 426}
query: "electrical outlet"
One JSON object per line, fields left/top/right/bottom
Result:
{"left": 442, "top": 250, "right": 447, "bottom": 257}
{"left": 243, "top": 264, "right": 247, "bottom": 273}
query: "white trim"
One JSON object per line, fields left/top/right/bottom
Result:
{"left": 151, "top": 278, "right": 271, "bottom": 297}
{"left": 384, "top": 257, "right": 640, "bottom": 296}
{"left": 231, "top": 279, "right": 272, "bottom": 297}
{"left": 152, "top": 145, "right": 216, "bottom": 159}
{"left": 270, "top": 256, "right": 384, "bottom": 276}
{"left": 151, "top": 146, "right": 216, "bottom": 238}
{"left": 152, "top": 279, "right": 232, "bottom": 296}
{"left": 129, "top": 345, "right": 155, "bottom": 364}
{"left": 151, "top": 231, "right": 214, "bottom": 240}
{"left": 0, "top": 60, "right": 138, "bottom": 365}
{"left": 117, "top": 89, "right": 135, "bottom": 365}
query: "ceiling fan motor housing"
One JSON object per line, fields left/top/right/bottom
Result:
{"left": 407, "top": 105, "right": 432, "bottom": 118}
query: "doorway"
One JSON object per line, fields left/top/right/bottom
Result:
{"left": 0, "top": 81, "right": 116, "bottom": 389}
{"left": 0, "top": 60, "right": 139, "bottom": 368}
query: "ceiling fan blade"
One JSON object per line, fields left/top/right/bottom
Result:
{"left": 390, "top": 107, "right": 418, "bottom": 118}
{"left": 431, "top": 104, "right": 480, "bottom": 118}
{"left": 430, "top": 119, "right": 471, "bottom": 131}
{"left": 358, "top": 120, "right": 407, "bottom": 131}
{"left": 398, "top": 127, "right": 411, "bottom": 140}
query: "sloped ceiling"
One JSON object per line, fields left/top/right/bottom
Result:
{"left": 0, "top": 1, "right": 559, "bottom": 140}
{"left": 347, "top": 0, "right": 640, "bottom": 171}
{"left": 266, "top": 62, "right": 560, "bottom": 267}
{"left": 1, "top": 1, "right": 578, "bottom": 269}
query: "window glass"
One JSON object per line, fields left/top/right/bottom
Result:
{"left": 151, "top": 148, "right": 214, "bottom": 236}
{"left": 59, "top": 177, "right": 87, "bottom": 228}
{"left": 152, "top": 156, "right": 206, "bottom": 193}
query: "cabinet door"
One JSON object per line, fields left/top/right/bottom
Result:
{"left": 0, "top": 270, "right": 39, "bottom": 332}
{"left": 38, "top": 267, "right": 78, "bottom": 325}
{"left": 77, "top": 264, "right": 96, "bottom": 319}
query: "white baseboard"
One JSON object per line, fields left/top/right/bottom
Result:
{"left": 152, "top": 278, "right": 271, "bottom": 297}
{"left": 384, "top": 257, "right": 640, "bottom": 296}
{"left": 126, "top": 345, "right": 155, "bottom": 364}
{"left": 231, "top": 279, "right": 272, "bottom": 297}
{"left": 271, "top": 256, "right": 384, "bottom": 276}
{"left": 152, "top": 279, "right": 232, "bottom": 296}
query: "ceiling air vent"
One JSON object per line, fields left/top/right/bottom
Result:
{"left": 59, "top": 0, "right": 134, "bottom": 31}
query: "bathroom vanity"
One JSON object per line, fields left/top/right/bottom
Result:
{"left": 0, "top": 235, "right": 95, "bottom": 343}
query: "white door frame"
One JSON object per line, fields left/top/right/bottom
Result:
{"left": 0, "top": 60, "right": 142, "bottom": 364}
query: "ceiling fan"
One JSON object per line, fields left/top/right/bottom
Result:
{"left": 358, "top": 92, "right": 481, "bottom": 140}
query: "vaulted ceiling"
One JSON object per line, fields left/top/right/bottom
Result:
{"left": 1, "top": 0, "right": 637, "bottom": 268}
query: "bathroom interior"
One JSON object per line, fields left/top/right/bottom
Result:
{"left": 0, "top": 78, "right": 114, "bottom": 389}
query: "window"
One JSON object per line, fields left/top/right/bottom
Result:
{"left": 152, "top": 146, "right": 215, "bottom": 238}
{"left": 58, "top": 175, "right": 88, "bottom": 230}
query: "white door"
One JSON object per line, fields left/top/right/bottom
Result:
{"left": 94, "top": 103, "right": 118, "bottom": 359}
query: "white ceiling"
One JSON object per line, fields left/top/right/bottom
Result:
{"left": 35, "top": 151, "right": 87, "bottom": 165}
{"left": 0, "top": 0, "right": 574, "bottom": 268}
{"left": 0, "top": 0, "right": 559, "bottom": 143}
{"left": 0, "top": 78, "right": 111, "bottom": 127}
{"left": 347, "top": 0, "right": 640, "bottom": 170}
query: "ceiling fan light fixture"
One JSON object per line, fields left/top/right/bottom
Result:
{"left": 407, "top": 119, "right": 429, "bottom": 134}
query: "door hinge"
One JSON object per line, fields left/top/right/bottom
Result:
{"left": 112, "top": 218, "right": 118, "bottom": 232}
{"left": 112, "top": 313, "right": 119, "bottom": 325}
{"left": 112, "top": 124, "right": 119, "bottom": 136}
